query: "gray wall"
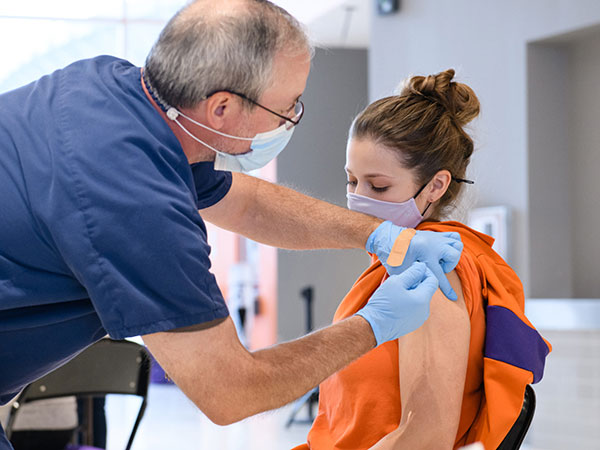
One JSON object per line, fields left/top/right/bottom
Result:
{"left": 527, "top": 43, "right": 573, "bottom": 297}
{"left": 276, "top": 48, "right": 369, "bottom": 341}
{"left": 528, "top": 28, "right": 600, "bottom": 298}
{"left": 568, "top": 32, "right": 600, "bottom": 297}
{"left": 369, "top": 0, "right": 600, "bottom": 296}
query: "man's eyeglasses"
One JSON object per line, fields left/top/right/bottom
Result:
{"left": 204, "top": 89, "right": 304, "bottom": 130}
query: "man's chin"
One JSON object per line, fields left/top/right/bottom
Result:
{"left": 188, "top": 152, "right": 216, "bottom": 165}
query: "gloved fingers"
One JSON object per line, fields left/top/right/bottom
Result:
{"left": 419, "top": 266, "right": 440, "bottom": 293}
{"left": 430, "top": 263, "right": 457, "bottom": 301}
{"left": 411, "top": 266, "right": 439, "bottom": 299}
{"left": 395, "top": 261, "right": 428, "bottom": 289}
{"left": 447, "top": 237, "right": 464, "bottom": 252}
{"left": 440, "top": 245, "right": 463, "bottom": 273}
{"left": 440, "top": 231, "right": 462, "bottom": 243}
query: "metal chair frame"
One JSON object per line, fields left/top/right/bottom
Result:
{"left": 497, "top": 384, "right": 536, "bottom": 450}
{"left": 5, "top": 338, "right": 150, "bottom": 450}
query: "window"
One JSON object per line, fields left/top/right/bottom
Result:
{"left": 0, "top": 0, "right": 186, "bottom": 93}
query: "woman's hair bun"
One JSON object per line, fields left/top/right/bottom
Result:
{"left": 401, "top": 68, "right": 480, "bottom": 127}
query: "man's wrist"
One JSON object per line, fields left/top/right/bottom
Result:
{"left": 349, "top": 314, "right": 377, "bottom": 349}
{"left": 364, "top": 219, "right": 384, "bottom": 252}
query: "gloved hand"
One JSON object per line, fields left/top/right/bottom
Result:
{"left": 356, "top": 262, "right": 439, "bottom": 346}
{"left": 366, "top": 221, "right": 463, "bottom": 300}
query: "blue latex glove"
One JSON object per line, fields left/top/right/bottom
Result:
{"left": 356, "top": 262, "right": 439, "bottom": 346}
{"left": 366, "top": 221, "right": 463, "bottom": 300}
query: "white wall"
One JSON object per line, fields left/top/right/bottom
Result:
{"left": 369, "top": 0, "right": 600, "bottom": 296}
{"left": 277, "top": 48, "right": 369, "bottom": 341}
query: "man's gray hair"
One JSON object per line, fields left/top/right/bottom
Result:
{"left": 144, "top": 0, "right": 312, "bottom": 110}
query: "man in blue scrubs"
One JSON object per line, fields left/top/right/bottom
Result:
{"left": 0, "top": 0, "right": 463, "bottom": 446}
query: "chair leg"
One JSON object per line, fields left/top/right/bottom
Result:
{"left": 125, "top": 398, "right": 148, "bottom": 450}
{"left": 5, "top": 403, "right": 20, "bottom": 441}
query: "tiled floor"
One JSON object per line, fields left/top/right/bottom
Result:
{"left": 105, "top": 383, "right": 312, "bottom": 450}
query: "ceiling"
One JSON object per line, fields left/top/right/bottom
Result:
{"left": 272, "top": 0, "right": 371, "bottom": 48}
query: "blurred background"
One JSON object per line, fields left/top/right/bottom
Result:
{"left": 0, "top": 0, "right": 598, "bottom": 449}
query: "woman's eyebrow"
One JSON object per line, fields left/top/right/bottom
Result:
{"left": 364, "top": 173, "right": 393, "bottom": 179}
{"left": 344, "top": 168, "right": 393, "bottom": 178}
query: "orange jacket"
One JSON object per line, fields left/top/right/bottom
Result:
{"left": 293, "top": 221, "right": 551, "bottom": 450}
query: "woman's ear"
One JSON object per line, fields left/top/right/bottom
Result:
{"left": 426, "top": 169, "right": 452, "bottom": 203}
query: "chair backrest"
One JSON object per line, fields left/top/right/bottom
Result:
{"left": 6, "top": 338, "right": 151, "bottom": 450}
{"left": 496, "top": 385, "right": 536, "bottom": 450}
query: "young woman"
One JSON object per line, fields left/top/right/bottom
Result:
{"left": 293, "top": 69, "right": 550, "bottom": 450}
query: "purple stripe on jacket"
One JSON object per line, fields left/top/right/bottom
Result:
{"left": 485, "top": 305, "right": 550, "bottom": 383}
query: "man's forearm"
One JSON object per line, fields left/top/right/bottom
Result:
{"left": 249, "top": 177, "right": 381, "bottom": 249}
{"left": 144, "top": 315, "right": 376, "bottom": 426}
{"left": 224, "top": 315, "right": 376, "bottom": 423}
{"left": 201, "top": 172, "right": 382, "bottom": 250}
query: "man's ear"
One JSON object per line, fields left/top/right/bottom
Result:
{"left": 426, "top": 169, "right": 452, "bottom": 203}
{"left": 203, "top": 92, "right": 241, "bottom": 130}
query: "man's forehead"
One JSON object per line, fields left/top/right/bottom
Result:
{"left": 267, "top": 51, "right": 311, "bottom": 97}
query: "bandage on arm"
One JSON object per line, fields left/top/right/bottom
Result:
{"left": 386, "top": 228, "right": 417, "bottom": 267}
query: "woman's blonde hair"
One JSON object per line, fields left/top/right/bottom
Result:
{"left": 350, "top": 69, "right": 480, "bottom": 218}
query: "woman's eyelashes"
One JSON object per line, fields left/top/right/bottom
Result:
{"left": 346, "top": 180, "right": 389, "bottom": 193}
{"left": 370, "top": 185, "right": 389, "bottom": 193}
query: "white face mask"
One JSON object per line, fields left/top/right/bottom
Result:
{"left": 166, "top": 107, "right": 294, "bottom": 173}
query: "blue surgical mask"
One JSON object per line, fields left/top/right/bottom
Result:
{"left": 166, "top": 107, "right": 294, "bottom": 173}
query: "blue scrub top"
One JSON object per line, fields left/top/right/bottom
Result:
{"left": 0, "top": 56, "right": 232, "bottom": 407}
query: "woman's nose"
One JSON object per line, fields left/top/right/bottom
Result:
{"left": 355, "top": 183, "right": 370, "bottom": 197}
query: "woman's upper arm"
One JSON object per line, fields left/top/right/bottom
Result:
{"left": 395, "top": 269, "right": 471, "bottom": 449}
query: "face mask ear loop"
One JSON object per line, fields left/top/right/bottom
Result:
{"left": 167, "top": 107, "right": 254, "bottom": 141}
{"left": 413, "top": 181, "right": 432, "bottom": 217}
{"left": 169, "top": 113, "right": 229, "bottom": 156}
{"left": 421, "top": 202, "right": 432, "bottom": 216}
{"left": 412, "top": 182, "right": 429, "bottom": 200}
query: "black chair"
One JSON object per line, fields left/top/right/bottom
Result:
{"left": 497, "top": 385, "right": 536, "bottom": 450}
{"left": 5, "top": 338, "right": 151, "bottom": 450}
